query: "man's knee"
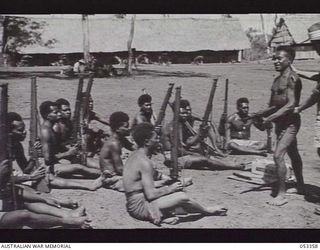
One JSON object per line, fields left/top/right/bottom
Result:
{"left": 17, "top": 210, "right": 33, "bottom": 221}
{"left": 175, "top": 192, "right": 190, "bottom": 203}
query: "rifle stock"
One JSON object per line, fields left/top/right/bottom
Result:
{"left": 155, "top": 83, "right": 174, "bottom": 133}
{"left": 29, "top": 77, "right": 50, "bottom": 193}
{"left": 0, "top": 83, "right": 18, "bottom": 210}
{"left": 222, "top": 79, "right": 229, "bottom": 150}
{"left": 266, "top": 128, "right": 273, "bottom": 153}
{"left": 170, "top": 86, "right": 181, "bottom": 181}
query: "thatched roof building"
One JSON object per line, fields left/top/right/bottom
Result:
{"left": 269, "top": 14, "right": 320, "bottom": 59}
{"left": 19, "top": 17, "right": 249, "bottom": 54}
{"left": 2, "top": 17, "right": 250, "bottom": 65}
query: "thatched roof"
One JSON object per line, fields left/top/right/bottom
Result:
{"left": 17, "top": 17, "right": 250, "bottom": 54}
{"left": 269, "top": 14, "right": 320, "bottom": 47}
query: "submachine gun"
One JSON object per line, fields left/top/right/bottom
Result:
{"left": 0, "top": 83, "right": 19, "bottom": 210}
{"left": 29, "top": 77, "right": 50, "bottom": 193}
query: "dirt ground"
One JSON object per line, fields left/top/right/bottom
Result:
{"left": 2, "top": 60, "right": 320, "bottom": 228}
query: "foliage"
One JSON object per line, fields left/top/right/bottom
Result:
{"left": 2, "top": 16, "right": 57, "bottom": 53}
{"left": 244, "top": 27, "right": 271, "bottom": 61}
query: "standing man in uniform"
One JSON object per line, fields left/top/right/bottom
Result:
{"left": 255, "top": 46, "right": 304, "bottom": 206}
{"left": 292, "top": 22, "right": 320, "bottom": 157}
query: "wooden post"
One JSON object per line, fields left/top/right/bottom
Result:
{"left": 260, "top": 14, "right": 271, "bottom": 55}
{"left": 82, "top": 14, "right": 90, "bottom": 64}
{"left": 127, "top": 15, "right": 136, "bottom": 75}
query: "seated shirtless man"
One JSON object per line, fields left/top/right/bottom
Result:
{"left": 0, "top": 160, "right": 91, "bottom": 229}
{"left": 131, "top": 94, "right": 156, "bottom": 130}
{"left": 54, "top": 98, "right": 102, "bottom": 168}
{"left": 39, "top": 101, "right": 104, "bottom": 191}
{"left": 226, "top": 97, "right": 271, "bottom": 156}
{"left": 99, "top": 112, "right": 183, "bottom": 192}
{"left": 123, "top": 122, "right": 227, "bottom": 226}
{"left": 7, "top": 112, "right": 88, "bottom": 219}
{"left": 162, "top": 99, "right": 247, "bottom": 171}
{"left": 99, "top": 112, "right": 135, "bottom": 192}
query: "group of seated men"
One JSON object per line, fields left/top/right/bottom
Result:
{"left": 0, "top": 86, "right": 271, "bottom": 228}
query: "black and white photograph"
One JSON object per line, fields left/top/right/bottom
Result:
{"left": 0, "top": 13, "right": 320, "bottom": 237}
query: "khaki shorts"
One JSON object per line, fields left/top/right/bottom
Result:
{"left": 229, "top": 139, "right": 262, "bottom": 148}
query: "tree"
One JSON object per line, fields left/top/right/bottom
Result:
{"left": 1, "top": 15, "right": 56, "bottom": 53}
{"left": 244, "top": 27, "right": 271, "bottom": 61}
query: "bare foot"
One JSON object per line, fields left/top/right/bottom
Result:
{"left": 161, "top": 217, "right": 180, "bottom": 225}
{"left": 286, "top": 186, "right": 304, "bottom": 195}
{"left": 205, "top": 206, "right": 228, "bottom": 216}
{"left": 314, "top": 207, "right": 320, "bottom": 215}
{"left": 267, "top": 195, "right": 288, "bottom": 206}
{"left": 45, "top": 198, "right": 61, "bottom": 208}
{"left": 239, "top": 163, "right": 252, "bottom": 171}
{"left": 65, "top": 216, "right": 92, "bottom": 229}
{"left": 60, "top": 198, "right": 79, "bottom": 209}
{"left": 69, "top": 206, "right": 86, "bottom": 217}
{"left": 89, "top": 176, "right": 105, "bottom": 191}
{"left": 182, "top": 177, "right": 193, "bottom": 187}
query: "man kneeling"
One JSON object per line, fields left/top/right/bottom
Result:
{"left": 123, "top": 122, "right": 227, "bottom": 226}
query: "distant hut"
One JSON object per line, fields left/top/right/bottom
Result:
{"left": 2, "top": 17, "right": 250, "bottom": 66}
{"left": 269, "top": 14, "right": 320, "bottom": 59}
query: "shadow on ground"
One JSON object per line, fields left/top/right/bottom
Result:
{"left": 135, "top": 68, "right": 214, "bottom": 78}
{"left": 304, "top": 184, "right": 320, "bottom": 204}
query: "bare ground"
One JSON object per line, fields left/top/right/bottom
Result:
{"left": 3, "top": 60, "right": 320, "bottom": 228}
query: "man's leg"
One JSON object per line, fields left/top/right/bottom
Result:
{"left": 287, "top": 138, "right": 304, "bottom": 194}
{"left": 23, "top": 203, "right": 85, "bottom": 218}
{"left": 155, "top": 192, "right": 227, "bottom": 216}
{"left": 50, "top": 175, "right": 104, "bottom": 191}
{"left": 0, "top": 210, "right": 90, "bottom": 229}
{"left": 17, "top": 185, "right": 78, "bottom": 208}
{"left": 268, "top": 127, "right": 297, "bottom": 206}
{"left": 228, "top": 142, "right": 267, "bottom": 156}
{"left": 86, "top": 157, "right": 100, "bottom": 169}
{"left": 184, "top": 155, "right": 247, "bottom": 171}
{"left": 54, "top": 163, "right": 101, "bottom": 179}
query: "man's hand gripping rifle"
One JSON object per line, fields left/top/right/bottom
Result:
{"left": 28, "top": 77, "right": 50, "bottom": 193}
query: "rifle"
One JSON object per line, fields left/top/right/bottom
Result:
{"left": 218, "top": 79, "right": 229, "bottom": 150}
{"left": 198, "top": 79, "right": 218, "bottom": 155}
{"left": 0, "top": 83, "right": 18, "bottom": 210}
{"left": 79, "top": 73, "right": 94, "bottom": 165}
{"left": 242, "top": 106, "right": 277, "bottom": 122}
{"left": 154, "top": 83, "right": 174, "bottom": 134}
{"left": 29, "top": 77, "right": 50, "bottom": 193}
{"left": 169, "top": 86, "right": 181, "bottom": 182}
{"left": 266, "top": 128, "right": 273, "bottom": 153}
{"left": 71, "top": 75, "right": 84, "bottom": 145}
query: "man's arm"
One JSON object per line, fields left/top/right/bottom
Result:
{"left": 141, "top": 160, "right": 182, "bottom": 201}
{"left": 110, "top": 143, "right": 124, "bottom": 175}
{"left": 99, "top": 142, "right": 123, "bottom": 175}
{"left": 40, "top": 127, "right": 56, "bottom": 166}
{"left": 14, "top": 143, "right": 30, "bottom": 172}
{"left": 263, "top": 79, "right": 299, "bottom": 123}
{"left": 291, "top": 65, "right": 320, "bottom": 81}
{"left": 296, "top": 82, "right": 320, "bottom": 113}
